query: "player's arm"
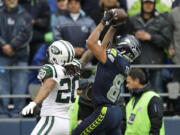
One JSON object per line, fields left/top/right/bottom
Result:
{"left": 80, "top": 25, "right": 116, "bottom": 67}
{"left": 79, "top": 49, "right": 93, "bottom": 69}
{"left": 101, "top": 26, "right": 116, "bottom": 50}
{"left": 33, "top": 78, "right": 55, "bottom": 104}
{"left": 21, "top": 65, "right": 56, "bottom": 115}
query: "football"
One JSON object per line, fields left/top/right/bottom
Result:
{"left": 111, "top": 8, "right": 128, "bottom": 23}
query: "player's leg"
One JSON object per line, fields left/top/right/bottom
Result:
{"left": 31, "top": 116, "right": 70, "bottom": 135}
{"left": 31, "top": 116, "right": 54, "bottom": 135}
{"left": 72, "top": 106, "right": 112, "bottom": 135}
{"left": 47, "top": 117, "right": 70, "bottom": 135}
{"left": 104, "top": 105, "right": 122, "bottom": 135}
{"left": 72, "top": 105, "right": 122, "bottom": 135}
{"left": 72, "top": 106, "right": 106, "bottom": 135}
{"left": 106, "top": 125, "right": 123, "bottom": 135}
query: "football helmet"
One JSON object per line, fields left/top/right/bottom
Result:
{"left": 115, "top": 34, "right": 141, "bottom": 62}
{"left": 47, "top": 40, "right": 75, "bottom": 65}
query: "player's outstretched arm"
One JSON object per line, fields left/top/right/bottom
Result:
{"left": 33, "top": 78, "right": 55, "bottom": 104}
{"left": 101, "top": 26, "right": 116, "bottom": 50}
{"left": 86, "top": 23, "right": 106, "bottom": 64}
{"left": 79, "top": 49, "right": 93, "bottom": 69}
{"left": 21, "top": 78, "right": 55, "bottom": 115}
{"left": 86, "top": 9, "right": 117, "bottom": 64}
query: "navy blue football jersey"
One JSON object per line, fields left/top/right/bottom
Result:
{"left": 92, "top": 48, "right": 130, "bottom": 106}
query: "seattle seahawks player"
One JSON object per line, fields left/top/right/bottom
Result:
{"left": 21, "top": 40, "right": 81, "bottom": 135}
{"left": 72, "top": 10, "right": 141, "bottom": 135}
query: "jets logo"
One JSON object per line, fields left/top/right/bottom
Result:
{"left": 51, "top": 46, "right": 62, "bottom": 55}
{"left": 38, "top": 69, "right": 46, "bottom": 80}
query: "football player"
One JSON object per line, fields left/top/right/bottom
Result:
{"left": 72, "top": 10, "right": 141, "bottom": 135}
{"left": 21, "top": 40, "right": 81, "bottom": 135}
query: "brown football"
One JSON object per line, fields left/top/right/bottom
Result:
{"left": 111, "top": 8, "right": 128, "bottom": 23}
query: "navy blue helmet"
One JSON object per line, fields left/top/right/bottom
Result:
{"left": 115, "top": 34, "right": 141, "bottom": 62}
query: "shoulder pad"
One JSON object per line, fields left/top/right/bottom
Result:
{"left": 37, "top": 64, "right": 55, "bottom": 80}
{"left": 107, "top": 49, "right": 118, "bottom": 63}
{"left": 109, "top": 48, "right": 117, "bottom": 57}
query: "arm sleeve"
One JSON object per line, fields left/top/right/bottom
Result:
{"left": 37, "top": 64, "right": 60, "bottom": 83}
{"left": 104, "top": 49, "right": 118, "bottom": 66}
{"left": 148, "top": 96, "right": 164, "bottom": 135}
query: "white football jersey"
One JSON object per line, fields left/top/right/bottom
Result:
{"left": 37, "top": 59, "right": 80, "bottom": 119}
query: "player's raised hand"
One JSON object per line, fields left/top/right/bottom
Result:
{"left": 101, "top": 8, "right": 128, "bottom": 27}
{"left": 111, "top": 8, "right": 128, "bottom": 28}
{"left": 21, "top": 102, "right": 37, "bottom": 115}
{"left": 100, "top": 10, "right": 115, "bottom": 26}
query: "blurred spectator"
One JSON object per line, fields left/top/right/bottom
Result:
{"left": 125, "top": 68, "right": 165, "bottom": 135}
{"left": 51, "top": 0, "right": 68, "bottom": 28}
{"left": 20, "top": 0, "right": 50, "bottom": 64}
{"left": 161, "top": 0, "right": 172, "bottom": 8}
{"left": 53, "top": 0, "right": 96, "bottom": 58}
{"left": 127, "top": 0, "right": 171, "bottom": 93}
{"left": 47, "top": 0, "right": 58, "bottom": 14}
{"left": 172, "top": 0, "right": 180, "bottom": 8}
{"left": 127, "top": 0, "right": 138, "bottom": 11}
{"left": 168, "top": 4, "right": 180, "bottom": 114}
{"left": 0, "top": 0, "right": 4, "bottom": 10}
{"left": 80, "top": 0, "right": 100, "bottom": 15}
{"left": 28, "top": 44, "right": 48, "bottom": 85}
{"left": 128, "top": 0, "right": 171, "bottom": 17}
{"left": 0, "top": 0, "right": 32, "bottom": 117}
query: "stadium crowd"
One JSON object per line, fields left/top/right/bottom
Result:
{"left": 0, "top": 0, "right": 180, "bottom": 132}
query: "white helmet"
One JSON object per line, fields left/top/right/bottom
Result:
{"left": 47, "top": 40, "right": 75, "bottom": 65}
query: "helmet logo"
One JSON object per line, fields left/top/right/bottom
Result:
{"left": 51, "top": 46, "right": 62, "bottom": 55}
{"left": 125, "top": 39, "right": 131, "bottom": 43}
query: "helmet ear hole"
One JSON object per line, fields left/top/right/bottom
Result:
{"left": 115, "top": 34, "right": 141, "bottom": 62}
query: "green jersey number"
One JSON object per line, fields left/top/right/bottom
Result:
{"left": 55, "top": 77, "right": 79, "bottom": 103}
{"left": 107, "top": 74, "right": 125, "bottom": 103}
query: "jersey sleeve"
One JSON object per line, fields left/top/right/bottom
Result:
{"left": 37, "top": 64, "right": 56, "bottom": 81}
{"left": 104, "top": 48, "right": 118, "bottom": 66}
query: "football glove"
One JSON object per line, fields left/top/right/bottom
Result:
{"left": 21, "top": 102, "right": 37, "bottom": 115}
{"left": 100, "top": 10, "right": 114, "bottom": 26}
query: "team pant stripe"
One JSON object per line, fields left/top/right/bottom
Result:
{"left": 80, "top": 107, "right": 107, "bottom": 135}
{"left": 44, "top": 116, "right": 55, "bottom": 135}
{"left": 37, "top": 116, "right": 49, "bottom": 135}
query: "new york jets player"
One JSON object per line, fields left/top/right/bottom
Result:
{"left": 21, "top": 40, "right": 81, "bottom": 135}
{"left": 72, "top": 10, "right": 141, "bottom": 135}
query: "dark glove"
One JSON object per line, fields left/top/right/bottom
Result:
{"left": 100, "top": 10, "right": 114, "bottom": 26}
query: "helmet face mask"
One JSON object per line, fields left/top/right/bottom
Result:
{"left": 47, "top": 40, "right": 75, "bottom": 65}
{"left": 115, "top": 34, "right": 141, "bottom": 62}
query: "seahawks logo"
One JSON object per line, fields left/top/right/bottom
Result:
{"left": 51, "top": 46, "right": 62, "bottom": 55}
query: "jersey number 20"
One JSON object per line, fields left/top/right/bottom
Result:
{"left": 55, "top": 77, "right": 79, "bottom": 103}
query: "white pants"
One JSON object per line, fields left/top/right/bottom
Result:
{"left": 31, "top": 116, "right": 70, "bottom": 135}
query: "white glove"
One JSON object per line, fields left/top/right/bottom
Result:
{"left": 21, "top": 102, "right": 37, "bottom": 115}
